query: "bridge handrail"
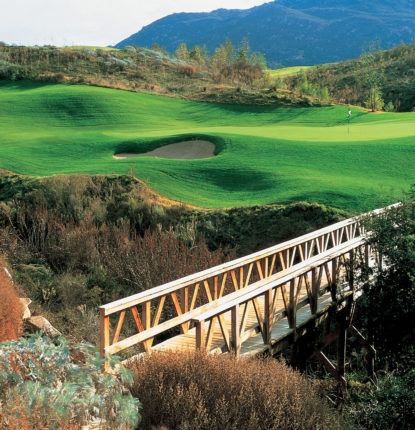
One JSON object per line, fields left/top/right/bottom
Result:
{"left": 192, "top": 237, "right": 365, "bottom": 324}
{"left": 192, "top": 236, "right": 368, "bottom": 355}
{"left": 103, "top": 237, "right": 365, "bottom": 356}
{"left": 100, "top": 203, "right": 397, "bottom": 317}
{"left": 99, "top": 203, "right": 399, "bottom": 363}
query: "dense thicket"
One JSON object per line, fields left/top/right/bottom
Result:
{"left": 130, "top": 350, "right": 341, "bottom": 430}
{"left": 357, "top": 200, "right": 415, "bottom": 369}
{"left": 344, "top": 199, "right": 415, "bottom": 429}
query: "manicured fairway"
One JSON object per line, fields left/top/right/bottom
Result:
{"left": 1, "top": 81, "right": 414, "bottom": 210}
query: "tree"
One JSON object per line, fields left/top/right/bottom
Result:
{"left": 175, "top": 42, "right": 189, "bottom": 63}
{"left": 236, "top": 37, "right": 250, "bottom": 63}
{"left": 189, "top": 45, "right": 208, "bottom": 66}
{"left": 357, "top": 197, "right": 415, "bottom": 369}
{"left": 249, "top": 52, "right": 267, "bottom": 69}
{"left": 360, "top": 40, "right": 385, "bottom": 111}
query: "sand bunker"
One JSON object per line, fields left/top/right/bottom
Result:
{"left": 113, "top": 140, "right": 215, "bottom": 160}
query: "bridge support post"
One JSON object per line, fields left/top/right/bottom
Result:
{"left": 100, "top": 308, "right": 110, "bottom": 372}
{"left": 336, "top": 313, "right": 347, "bottom": 382}
{"left": 231, "top": 305, "right": 241, "bottom": 357}
{"left": 264, "top": 289, "right": 273, "bottom": 346}
{"left": 196, "top": 321, "right": 205, "bottom": 351}
{"left": 348, "top": 325, "right": 376, "bottom": 379}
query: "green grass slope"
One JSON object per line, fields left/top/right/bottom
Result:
{"left": 268, "top": 66, "right": 316, "bottom": 78}
{"left": 1, "top": 81, "right": 414, "bottom": 210}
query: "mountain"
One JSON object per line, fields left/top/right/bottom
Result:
{"left": 115, "top": 0, "right": 415, "bottom": 67}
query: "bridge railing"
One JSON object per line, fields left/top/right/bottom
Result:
{"left": 191, "top": 237, "right": 365, "bottom": 356}
{"left": 99, "top": 204, "right": 398, "bottom": 362}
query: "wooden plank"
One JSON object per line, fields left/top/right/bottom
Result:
{"left": 142, "top": 301, "right": 151, "bottom": 330}
{"left": 214, "top": 277, "right": 218, "bottom": 300}
{"left": 239, "top": 302, "right": 249, "bottom": 336}
{"left": 100, "top": 309, "right": 110, "bottom": 369}
{"left": 217, "top": 314, "right": 231, "bottom": 351}
{"left": 170, "top": 292, "right": 183, "bottom": 316}
{"left": 231, "top": 271, "right": 239, "bottom": 291}
{"left": 149, "top": 296, "right": 166, "bottom": 348}
{"left": 231, "top": 305, "right": 240, "bottom": 356}
{"left": 290, "top": 246, "right": 297, "bottom": 267}
{"left": 190, "top": 283, "right": 200, "bottom": 310}
{"left": 252, "top": 298, "right": 265, "bottom": 340}
{"left": 203, "top": 280, "right": 213, "bottom": 302}
{"left": 264, "top": 289, "right": 273, "bottom": 344}
{"left": 219, "top": 273, "right": 227, "bottom": 298}
{"left": 206, "top": 317, "right": 217, "bottom": 351}
{"left": 256, "top": 260, "right": 264, "bottom": 280}
{"left": 269, "top": 254, "right": 277, "bottom": 276}
{"left": 244, "top": 264, "right": 253, "bottom": 288}
{"left": 279, "top": 252, "right": 286, "bottom": 270}
{"left": 130, "top": 306, "right": 150, "bottom": 353}
{"left": 196, "top": 321, "right": 205, "bottom": 350}
{"left": 152, "top": 296, "right": 166, "bottom": 327}
{"left": 112, "top": 310, "right": 126, "bottom": 345}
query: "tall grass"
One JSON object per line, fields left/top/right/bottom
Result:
{"left": 130, "top": 350, "right": 341, "bottom": 430}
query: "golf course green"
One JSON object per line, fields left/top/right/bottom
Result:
{"left": 1, "top": 81, "right": 414, "bottom": 210}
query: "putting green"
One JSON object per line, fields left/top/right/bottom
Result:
{"left": 1, "top": 81, "right": 414, "bottom": 210}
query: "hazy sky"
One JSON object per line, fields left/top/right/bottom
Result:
{"left": 1, "top": 0, "right": 269, "bottom": 47}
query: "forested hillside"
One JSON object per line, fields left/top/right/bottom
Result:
{"left": 285, "top": 42, "right": 415, "bottom": 111}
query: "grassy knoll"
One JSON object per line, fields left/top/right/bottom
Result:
{"left": 1, "top": 80, "right": 414, "bottom": 211}
{"left": 268, "top": 65, "right": 316, "bottom": 78}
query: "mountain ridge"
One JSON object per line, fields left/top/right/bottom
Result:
{"left": 115, "top": 0, "right": 415, "bottom": 67}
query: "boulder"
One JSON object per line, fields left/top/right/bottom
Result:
{"left": 24, "top": 316, "right": 62, "bottom": 338}
{"left": 19, "top": 298, "right": 32, "bottom": 319}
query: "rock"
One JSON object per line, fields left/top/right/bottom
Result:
{"left": 19, "top": 298, "right": 32, "bottom": 319}
{"left": 24, "top": 316, "right": 62, "bottom": 338}
{"left": 2, "top": 267, "right": 12, "bottom": 280}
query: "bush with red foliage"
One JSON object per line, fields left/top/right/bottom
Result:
{"left": 0, "top": 265, "right": 22, "bottom": 343}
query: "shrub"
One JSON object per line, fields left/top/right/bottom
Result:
{"left": 357, "top": 199, "right": 415, "bottom": 368}
{"left": 129, "top": 350, "right": 340, "bottom": 430}
{"left": 348, "top": 370, "right": 415, "bottom": 429}
{"left": 0, "top": 263, "right": 22, "bottom": 343}
{"left": 0, "top": 335, "right": 141, "bottom": 429}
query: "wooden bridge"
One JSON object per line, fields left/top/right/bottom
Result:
{"left": 100, "top": 205, "right": 396, "bottom": 379}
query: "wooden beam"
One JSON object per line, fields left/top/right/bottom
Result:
{"left": 112, "top": 310, "right": 126, "bottom": 345}
{"left": 196, "top": 321, "right": 205, "bottom": 351}
{"left": 100, "top": 308, "right": 110, "bottom": 371}
{"left": 264, "top": 289, "right": 273, "bottom": 345}
{"left": 315, "top": 351, "right": 347, "bottom": 387}
{"left": 231, "top": 305, "right": 240, "bottom": 356}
